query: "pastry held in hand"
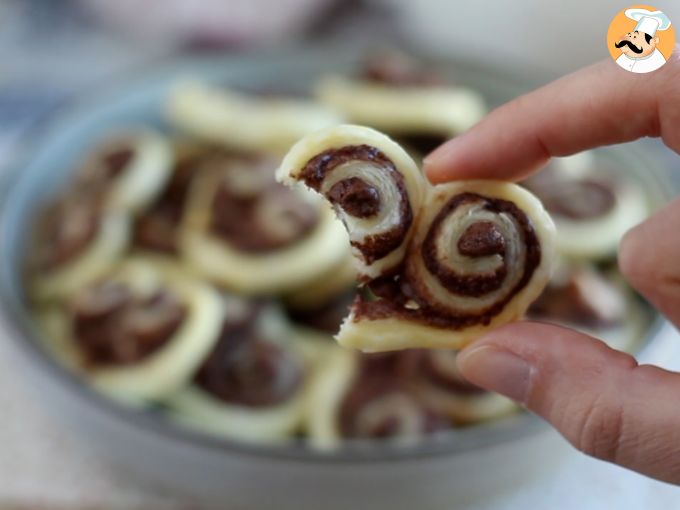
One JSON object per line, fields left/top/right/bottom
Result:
{"left": 278, "top": 125, "right": 556, "bottom": 351}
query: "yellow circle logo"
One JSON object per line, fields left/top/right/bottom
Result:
{"left": 607, "top": 5, "right": 674, "bottom": 73}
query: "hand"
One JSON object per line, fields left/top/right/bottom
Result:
{"left": 424, "top": 47, "right": 680, "bottom": 484}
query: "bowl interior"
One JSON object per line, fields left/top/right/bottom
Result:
{"left": 0, "top": 48, "right": 672, "bottom": 462}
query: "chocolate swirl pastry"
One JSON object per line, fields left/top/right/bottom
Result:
{"left": 306, "top": 348, "right": 449, "bottom": 449}
{"left": 314, "top": 58, "right": 486, "bottom": 154}
{"left": 36, "top": 257, "right": 224, "bottom": 402}
{"left": 278, "top": 125, "right": 556, "bottom": 351}
{"left": 76, "top": 129, "right": 173, "bottom": 213}
{"left": 522, "top": 155, "right": 648, "bottom": 259}
{"left": 167, "top": 81, "right": 342, "bottom": 155}
{"left": 133, "top": 141, "right": 210, "bottom": 254}
{"left": 529, "top": 262, "right": 643, "bottom": 353}
{"left": 72, "top": 283, "right": 186, "bottom": 367}
{"left": 413, "top": 350, "right": 517, "bottom": 425}
{"left": 530, "top": 264, "right": 625, "bottom": 329}
{"left": 168, "top": 302, "right": 310, "bottom": 443}
{"left": 280, "top": 126, "right": 424, "bottom": 280}
{"left": 180, "top": 153, "right": 350, "bottom": 295}
{"left": 29, "top": 192, "right": 130, "bottom": 302}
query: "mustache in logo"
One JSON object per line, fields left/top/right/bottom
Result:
{"left": 615, "top": 39, "right": 644, "bottom": 54}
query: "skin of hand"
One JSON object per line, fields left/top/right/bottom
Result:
{"left": 424, "top": 46, "right": 680, "bottom": 484}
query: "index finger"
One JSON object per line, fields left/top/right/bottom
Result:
{"left": 424, "top": 48, "right": 680, "bottom": 184}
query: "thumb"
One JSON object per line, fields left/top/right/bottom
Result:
{"left": 458, "top": 321, "right": 680, "bottom": 484}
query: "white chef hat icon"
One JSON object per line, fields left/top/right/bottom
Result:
{"left": 625, "top": 8, "right": 672, "bottom": 37}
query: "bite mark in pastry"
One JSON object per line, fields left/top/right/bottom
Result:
{"left": 77, "top": 129, "right": 174, "bottom": 213}
{"left": 278, "top": 125, "right": 556, "bottom": 351}
{"left": 522, "top": 157, "right": 648, "bottom": 259}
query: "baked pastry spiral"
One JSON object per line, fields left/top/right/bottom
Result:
{"left": 76, "top": 129, "right": 174, "bottom": 213}
{"left": 168, "top": 302, "right": 310, "bottom": 443}
{"left": 522, "top": 155, "right": 648, "bottom": 259}
{"left": 36, "top": 257, "right": 224, "bottom": 403}
{"left": 278, "top": 125, "right": 556, "bottom": 351}
{"left": 180, "top": 153, "right": 349, "bottom": 295}
{"left": 133, "top": 140, "right": 210, "bottom": 254}
{"left": 167, "top": 81, "right": 343, "bottom": 155}
{"left": 412, "top": 350, "right": 517, "bottom": 424}
{"left": 528, "top": 261, "right": 644, "bottom": 353}
{"left": 29, "top": 192, "right": 130, "bottom": 302}
{"left": 284, "top": 255, "right": 357, "bottom": 333}
{"left": 314, "top": 55, "right": 485, "bottom": 154}
{"left": 278, "top": 125, "right": 424, "bottom": 281}
{"left": 305, "top": 350, "right": 448, "bottom": 450}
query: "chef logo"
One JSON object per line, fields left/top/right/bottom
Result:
{"left": 607, "top": 5, "right": 674, "bottom": 73}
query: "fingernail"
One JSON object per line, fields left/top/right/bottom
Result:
{"left": 457, "top": 345, "right": 532, "bottom": 404}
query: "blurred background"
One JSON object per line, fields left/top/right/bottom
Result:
{"left": 3, "top": 0, "right": 680, "bottom": 162}
{"left": 1, "top": 0, "right": 680, "bottom": 508}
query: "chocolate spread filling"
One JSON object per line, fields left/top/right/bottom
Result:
{"left": 195, "top": 306, "right": 303, "bottom": 407}
{"left": 422, "top": 193, "right": 535, "bottom": 298}
{"left": 355, "top": 193, "right": 541, "bottom": 330}
{"left": 72, "top": 282, "right": 186, "bottom": 367}
{"left": 35, "top": 144, "right": 139, "bottom": 269}
{"left": 134, "top": 200, "right": 184, "bottom": 254}
{"left": 327, "top": 177, "right": 381, "bottom": 218}
{"left": 339, "top": 351, "right": 449, "bottom": 439}
{"left": 529, "top": 268, "right": 625, "bottom": 329}
{"left": 300, "top": 145, "right": 413, "bottom": 264}
{"left": 457, "top": 221, "right": 506, "bottom": 257}
{"left": 523, "top": 172, "right": 616, "bottom": 220}
{"left": 546, "top": 179, "right": 615, "bottom": 219}
{"left": 100, "top": 147, "right": 134, "bottom": 180}
{"left": 210, "top": 158, "right": 319, "bottom": 253}
{"left": 36, "top": 195, "right": 101, "bottom": 271}
{"left": 361, "top": 53, "right": 444, "bottom": 88}
{"left": 361, "top": 54, "right": 449, "bottom": 155}
{"left": 134, "top": 152, "right": 205, "bottom": 253}
{"left": 77, "top": 144, "right": 135, "bottom": 189}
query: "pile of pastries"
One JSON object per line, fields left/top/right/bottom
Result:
{"left": 27, "top": 54, "right": 651, "bottom": 449}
